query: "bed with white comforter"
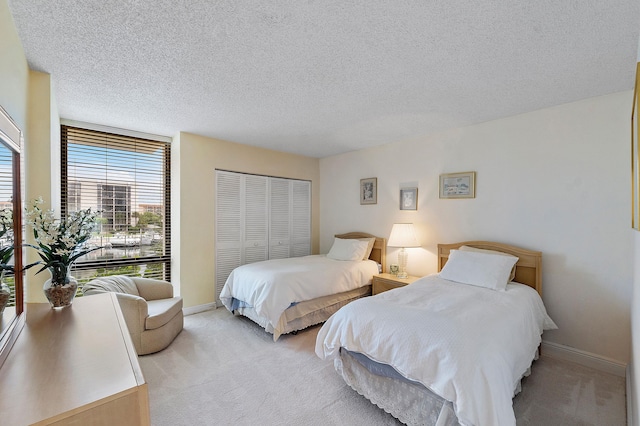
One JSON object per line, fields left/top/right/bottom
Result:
{"left": 315, "top": 241, "right": 556, "bottom": 426}
{"left": 221, "top": 252, "right": 380, "bottom": 341}
{"left": 220, "top": 233, "right": 385, "bottom": 341}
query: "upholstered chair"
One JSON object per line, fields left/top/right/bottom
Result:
{"left": 82, "top": 275, "right": 183, "bottom": 355}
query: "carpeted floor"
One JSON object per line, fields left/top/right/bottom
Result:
{"left": 138, "top": 308, "right": 626, "bottom": 426}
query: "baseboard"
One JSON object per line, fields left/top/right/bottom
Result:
{"left": 541, "top": 341, "right": 627, "bottom": 377}
{"left": 627, "top": 364, "right": 633, "bottom": 426}
{"left": 183, "top": 303, "right": 216, "bottom": 316}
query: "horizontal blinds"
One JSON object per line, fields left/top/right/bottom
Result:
{"left": 0, "top": 145, "right": 12, "bottom": 206}
{"left": 61, "top": 125, "right": 171, "bottom": 281}
{"left": 0, "top": 144, "right": 15, "bottom": 306}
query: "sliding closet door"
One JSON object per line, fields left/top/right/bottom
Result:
{"left": 269, "top": 178, "right": 291, "bottom": 260}
{"left": 268, "top": 178, "right": 311, "bottom": 259}
{"left": 215, "top": 170, "right": 311, "bottom": 305}
{"left": 215, "top": 171, "right": 242, "bottom": 304}
{"left": 243, "top": 175, "right": 269, "bottom": 263}
{"left": 291, "top": 179, "right": 311, "bottom": 257}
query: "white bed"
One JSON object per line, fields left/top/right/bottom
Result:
{"left": 220, "top": 232, "right": 386, "bottom": 341}
{"left": 315, "top": 241, "right": 557, "bottom": 426}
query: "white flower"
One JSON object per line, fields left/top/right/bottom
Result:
{"left": 54, "top": 248, "right": 73, "bottom": 256}
{"left": 25, "top": 198, "right": 102, "bottom": 272}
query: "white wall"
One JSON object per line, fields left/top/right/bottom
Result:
{"left": 320, "top": 91, "right": 632, "bottom": 364}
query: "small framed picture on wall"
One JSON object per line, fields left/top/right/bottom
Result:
{"left": 360, "top": 178, "right": 377, "bottom": 205}
{"left": 400, "top": 187, "right": 417, "bottom": 210}
{"left": 439, "top": 172, "right": 476, "bottom": 199}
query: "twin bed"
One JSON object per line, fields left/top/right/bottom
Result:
{"left": 220, "top": 232, "right": 386, "bottom": 341}
{"left": 221, "top": 238, "right": 556, "bottom": 426}
{"left": 317, "top": 241, "right": 556, "bottom": 426}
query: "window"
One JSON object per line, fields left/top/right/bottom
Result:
{"left": 67, "top": 181, "right": 81, "bottom": 212}
{"left": 0, "top": 143, "right": 16, "bottom": 307}
{"left": 61, "top": 125, "right": 171, "bottom": 288}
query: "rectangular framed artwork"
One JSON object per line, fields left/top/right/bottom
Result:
{"left": 400, "top": 187, "right": 417, "bottom": 210}
{"left": 439, "top": 172, "right": 476, "bottom": 199}
{"left": 360, "top": 178, "right": 377, "bottom": 205}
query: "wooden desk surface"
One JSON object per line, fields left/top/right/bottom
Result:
{"left": 0, "top": 293, "right": 148, "bottom": 425}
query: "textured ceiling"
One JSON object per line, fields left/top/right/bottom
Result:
{"left": 7, "top": 0, "right": 640, "bottom": 158}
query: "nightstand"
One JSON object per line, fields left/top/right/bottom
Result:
{"left": 372, "top": 273, "right": 420, "bottom": 295}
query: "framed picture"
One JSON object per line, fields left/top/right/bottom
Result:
{"left": 400, "top": 187, "right": 417, "bottom": 210}
{"left": 360, "top": 177, "right": 377, "bottom": 205}
{"left": 439, "top": 172, "right": 476, "bottom": 199}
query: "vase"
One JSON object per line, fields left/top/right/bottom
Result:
{"left": 0, "top": 270, "right": 10, "bottom": 314}
{"left": 43, "top": 265, "right": 78, "bottom": 308}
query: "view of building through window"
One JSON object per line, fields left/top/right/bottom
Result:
{"left": 61, "top": 125, "right": 171, "bottom": 290}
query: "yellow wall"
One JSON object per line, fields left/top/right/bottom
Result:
{"left": 0, "top": 0, "right": 28, "bottom": 131}
{"left": 172, "top": 132, "right": 320, "bottom": 308}
{"left": 1, "top": 1, "right": 61, "bottom": 302}
{"left": 25, "top": 70, "right": 59, "bottom": 301}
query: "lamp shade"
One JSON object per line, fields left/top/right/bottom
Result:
{"left": 387, "top": 223, "right": 420, "bottom": 248}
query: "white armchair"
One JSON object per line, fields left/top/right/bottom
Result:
{"left": 82, "top": 275, "right": 183, "bottom": 355}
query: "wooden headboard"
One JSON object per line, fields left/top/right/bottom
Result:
{"left": 335, "top": 232, "right": 386, "bottom": 273}
{"left": 437, "top": 241, "right": 542, "bottom": 296}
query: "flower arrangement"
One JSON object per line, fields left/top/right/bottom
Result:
{"left": 25, "top": 197, "right": 101, "bottom": 285}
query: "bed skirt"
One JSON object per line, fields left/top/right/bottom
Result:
{"left": 337, "top": 349, "right": 461, "bottom": 426}
{"left": 234, "top": 285, "right": 372, "bottom": 340}
{"left": 336, "top": 348, "right": 534, "bottom": 425}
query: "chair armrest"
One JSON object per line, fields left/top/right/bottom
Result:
{"left": 113, "top": 292, "right": 149, "bottom": 335}
{"left": 132, "top": 277, "right": 174, "bottom": 300}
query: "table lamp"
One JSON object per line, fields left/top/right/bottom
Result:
{"left": 387, "top": 223, "right": 420, "bottom": 278}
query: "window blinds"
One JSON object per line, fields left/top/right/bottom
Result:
{"left": 61, "top": 125, "right": 171, "bottom": 283}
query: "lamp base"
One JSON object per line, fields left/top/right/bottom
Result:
{"left": 397, "top": 248, "right": 409, "bottom": 279}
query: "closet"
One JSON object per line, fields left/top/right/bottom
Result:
{"left": 214, "top": 170, "right": 311, "bottom": 305}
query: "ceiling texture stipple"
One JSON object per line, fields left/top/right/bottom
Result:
{"left": 7, "top": 0, "right": 640, "bottom": 158}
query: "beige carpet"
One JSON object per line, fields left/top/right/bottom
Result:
{"left": 138, "top": 308, "right": 626, "bottom": 426}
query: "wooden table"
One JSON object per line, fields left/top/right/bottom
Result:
{"left": 372, "top": 273, "right": 421, "bottom": 295}
{"left": 0, "top": 293, "right": 150, "bottom": 425}
{"left": 371, "top": 274, "right": 420, "bottom": 296}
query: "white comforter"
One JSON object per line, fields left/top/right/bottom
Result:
{"left": 220, "top": 255, "right": 379, "bottom": 337}
{"left": 315, "top": 274, "right": 557, "bottom": 426}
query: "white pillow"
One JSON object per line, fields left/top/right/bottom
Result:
{"left": 458, "top": 245, "right": 518, "bottom": 282}
{"left": 439, "top": 249, "right": 518, "bottom": 291}
{"left": 326, "top": 238, "right": 370, "bottom": 261}
{"left": 358, "top": 237, "right": 376, "bottom": 260}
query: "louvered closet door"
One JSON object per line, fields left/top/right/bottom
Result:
{"left": 215, "top": 171, "right": 311, "bottom": 305}
{"left": 269, "top": 178, "right": 291, "bottom": 259}
{"left": 243, "top": 175, "right": 268, "bottom": 264}
{"left": 215, "top": 171, "right": 242, "bottom": 305}
{"left": 291, "top": 180, "right": 311, "bottom": 257}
